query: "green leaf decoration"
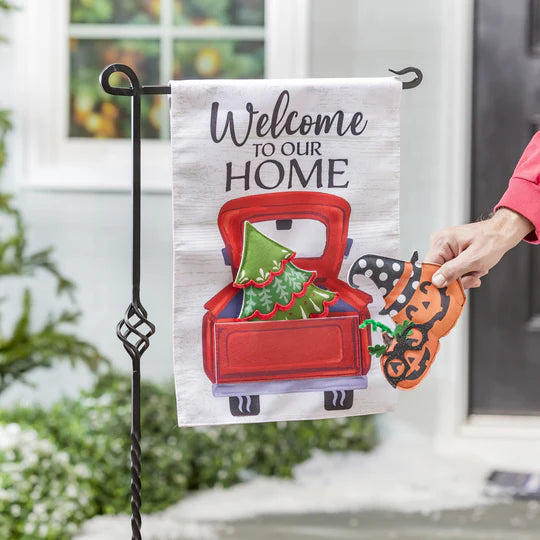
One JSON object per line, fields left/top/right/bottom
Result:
{"left": 368, "top": 344, "right": 387, "bottom": 358}
{"left": 394, "top": 319, "right": 414, "bottom": 339}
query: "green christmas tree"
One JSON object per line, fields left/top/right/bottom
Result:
{"left": 234, "top": 222, "right": 338, "bottom": 321}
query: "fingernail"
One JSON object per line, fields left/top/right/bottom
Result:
{"left": 432, "top": 272, "right": 446, "bottom": 287}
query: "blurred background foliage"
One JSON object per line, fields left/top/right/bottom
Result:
{"left": 0, "top": 422, "right": 94, "bottom": 540}
{"left": 69, "top": 39, "right": 161, "bottom": 138}
{"left": 173, "top": 39, "right": 264, "bottom": 79}
{"left": 0, "top": 4, "right": 107, "bottom": 393}
{"left": 70, "top": 0, "right": 160, "bottom": 24}
{"left": 70, "top": 0, "right": 264, "bottom": 26}
{"left": 174, "top": 0, "right": 264, "bottom": 26}
{"left": 68, "top": 0, "right": 265, "bottom": 139}
{"left": 0, "top": 372, "right": 376, "bottom": 538}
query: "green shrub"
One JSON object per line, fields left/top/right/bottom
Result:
{"left": 0, "top": 423, "right": 94, "bottom": 539}
{"left": 1, "top": 372, "right": 377, "bottom": 528}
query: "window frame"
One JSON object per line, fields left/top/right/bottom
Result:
{"left": 15, "top": 0, "right": 309, "bottom": 192}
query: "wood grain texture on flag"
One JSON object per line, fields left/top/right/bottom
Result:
{"left": 170, "top": 77, "right": 402, "bottom": 426}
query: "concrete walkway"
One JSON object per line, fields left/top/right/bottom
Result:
{"left": 215, "top": 502, "right": 540, "bottom": 540}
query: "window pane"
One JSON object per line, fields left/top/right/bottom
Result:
{"left": 70, "top": 0, "right": 160, "bottom": 24}
{"left": 174, "top": 0, "right": 264, "bottom": 26}
{"left": 69, "top": 39, "right": 161, "bottom": 138}
{"left": 173, "top": 40, "right": 264, "bottom": 79}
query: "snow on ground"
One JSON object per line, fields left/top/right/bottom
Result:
{"left": 75, "top": 420, "right": 493, "bottom": 540}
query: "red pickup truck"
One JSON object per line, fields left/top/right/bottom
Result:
{"left": 202, "top": 192, "right": 372, "bottom": 417}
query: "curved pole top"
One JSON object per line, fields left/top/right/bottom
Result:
{"left": 99, "top": 64, "right": 141, "bottom": 96}
{"left": 388, "top": 67, "right": 423, "bottom": 90}
{"left": 100, "top": 63, "right": 171, "bottom": 96}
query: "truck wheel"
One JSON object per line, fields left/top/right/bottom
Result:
{"left": 324, "top": 390, "right": 353, "bottom": 411}
{"left": 229, "top": 395, "right": 260, "bottom": 416}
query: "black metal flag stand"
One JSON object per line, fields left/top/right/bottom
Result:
{"left": 98, "top": 63, "right": 422, "bottom": 540}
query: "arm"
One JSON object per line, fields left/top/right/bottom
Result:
{"left": 426, "top": 134, "right": 540, "bottom": 289}
{"left": 494, "top": 131, "right": 540, "bottom": 244}
{"left": 427, "top": 208, "right": 533, "bottom": 289}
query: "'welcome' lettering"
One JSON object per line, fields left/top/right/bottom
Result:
{"left": 211, "top": 90, "right": 368, "bottom": 147}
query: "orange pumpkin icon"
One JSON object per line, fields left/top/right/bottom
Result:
{"left": 348, "top": 252, "right": 466, "bottom": 390}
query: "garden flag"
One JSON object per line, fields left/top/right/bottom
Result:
{"left": 171, "top": 76, "right": 402, "bottom": 426}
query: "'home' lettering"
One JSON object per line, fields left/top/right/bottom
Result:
{"left": 225, "top": 159, "right": 349, "bottom": 191}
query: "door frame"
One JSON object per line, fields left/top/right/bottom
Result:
{"left": 436, "top": 0, "right": 540, "bottom": 468}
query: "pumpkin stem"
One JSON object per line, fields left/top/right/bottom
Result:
{"left": 359, "top": 318, "right": 415, "bottom": 339}
{"left": 359, "top": 318, "right": 395, "bottom": 336}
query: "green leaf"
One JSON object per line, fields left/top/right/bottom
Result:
{"left": 0, "top": 290, "right": 108, "bottom": 394}
{"left": 368, "top": 344, "right": 388, "bottom": 358}
{"left": 394, "top": 319, "right": 414, "bottom": 339}
{"left": 0, "top": 1, "right": 17, "bottom": 10}
{"left": 10, "top": 288, "right": 31, "bottom": 342}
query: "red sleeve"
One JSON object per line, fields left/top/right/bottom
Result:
{"left": 494, "top": 131, "right": 540, "bottom": 244}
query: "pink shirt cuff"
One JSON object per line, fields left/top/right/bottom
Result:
{"left": 495, "top": 176, "right": 540, "bottom": 244}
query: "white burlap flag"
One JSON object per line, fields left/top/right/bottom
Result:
{"left": 170, "top": 77, "right": 401, "bottom": 426}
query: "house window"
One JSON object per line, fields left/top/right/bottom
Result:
{"left": 19, "top": 0, "right": 307, "bottom": 190}
{"left": 68, "top": 0, "right": 265, "bottom": 139}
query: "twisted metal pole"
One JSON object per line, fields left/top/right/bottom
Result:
{"left": 99, "top": 64, "right": 161, "bottom": 540}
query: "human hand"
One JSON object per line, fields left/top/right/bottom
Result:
{"left": 425, "top": 208, "right": 534, "bottom": 289}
